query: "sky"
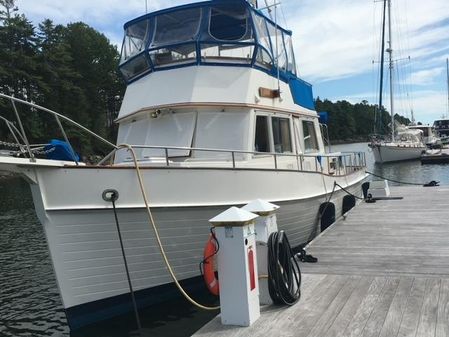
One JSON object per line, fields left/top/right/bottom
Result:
{"left": 17, "top": 0, "right": 449, "bottom": 124}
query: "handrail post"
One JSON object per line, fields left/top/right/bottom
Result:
{"left": 300, "top": 155, "right": 303, "bottom": 171}
{"left": 231, "top": 151, "right": 235, "bottom": 169}
{"left": 165, "top": 148, "right": 169, "bottom": 167}
{"left": 274, "top": 154, "right": 277, "bottom": 170}
{"left": 54, "top": 115, "right": 79, "bottom": 165}
{"left": 5, "top": 122, "right": 24, "bottom": 153}
{"left": 296, "top": 154, "right": 300, "bottom": 171}
{"left": 11, "top": 99, "right": 35, "bottom": 162}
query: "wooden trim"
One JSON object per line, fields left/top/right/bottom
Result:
{"left": 259, "top": 87, "right": 280, "bottom": 99}
{"left": 115, "top": 102, "right": 316, "bottom": 123}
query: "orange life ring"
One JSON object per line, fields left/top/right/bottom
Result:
{"left": 203, "top": 234, "right": 219, "bottom": 296}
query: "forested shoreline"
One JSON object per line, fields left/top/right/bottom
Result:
{"left": 0, "top": 0, "right": 411, "bottom": 155}
{"left": 315, "top": 98, "right": 411, "bottom": 143}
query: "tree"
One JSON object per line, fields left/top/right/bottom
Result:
{"left": 0, "top": 3, "right": 125, "bottom": 154}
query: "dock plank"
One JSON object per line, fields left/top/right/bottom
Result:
{"left": 193, "top": 186, "right": 449, "bottom": 337}
{"left": 416, "top": 278, "right": 441, "bottom": 337}
{"left": 437, "top": 279, "right": 449, "bottom": 337}
{"left": 378, "top": 277, "right": 414, "bottom": 337}
{"left": 324, "top": 277, "right": 375, "bottom": 337}
{"left": 396, "top": 277, "right": 427, "bottom": 337}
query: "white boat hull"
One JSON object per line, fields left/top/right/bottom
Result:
{"left": 370, "top": 143, "right": 425, "bottom": 163}
{"left": 0, "top": 161, "right": 366, "bottom": 328}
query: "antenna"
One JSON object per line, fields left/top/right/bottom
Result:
{"left": 145, "top": 0, "right": 148, "bottom": 13}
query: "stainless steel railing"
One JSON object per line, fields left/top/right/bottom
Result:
{"left": 0, "top": 93, "right": 117, "bottom": 164}
{"left": 101, "top": 145, "right": 366, "bottom": 176}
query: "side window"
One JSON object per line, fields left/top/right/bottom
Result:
{"left": 254, "top": 115, "right": 270, "bottom": 152}
{"left": 272, "top": 117, "right": 292, "bottom": 153}
{"left": 302, "top": 120, "right": 319, "bottom": 153}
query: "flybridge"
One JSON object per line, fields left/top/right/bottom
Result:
{"left": 118, "top": 0, "right": 314, "bottom": 110}
{"left": 119, "top": 0, "right": 314, "bottom": 109}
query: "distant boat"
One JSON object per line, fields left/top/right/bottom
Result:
{"left": 432, "top": 59, "right": 449, "bottom": 145}
{"left": 369, "top": 0, "right": 425, "bottom": 163}
{"left": 408, "top": 124, "right": 441, "bottom": 148}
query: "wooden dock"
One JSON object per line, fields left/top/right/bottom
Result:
{"left": 193, "top": 186, "right": 449, "bottom": 337}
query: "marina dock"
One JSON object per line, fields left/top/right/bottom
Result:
{"left": 194, "top": 185, "right": 449, "bottom": 337}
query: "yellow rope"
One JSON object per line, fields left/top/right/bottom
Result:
{"left": 117, "top": 144, "right": 220, "bottom": 311}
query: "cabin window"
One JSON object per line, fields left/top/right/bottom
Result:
{"left": 267, "top": 23, "right": 288, "bottom": 72}
{"left": 119, "top": 54, "right": 151, "bottom": 81}
{"left": 152, "top": 8, "right": 201, "bottom": 47}
{"left": 254, "top": 115, "right": 270, "bottom": 152}
{"left": 253, "top": 14, "right": 273, "bottom": 69}
{"left": 272, "top": 117, "right": 292, "bottom": 153}
{"left": 302, "top": 120, "right": 319, "bottom": 153}
{"left": 200, "top": 43, "right": 253, "bottom": 64}
{"left": 194, "top": 111, "right": 248, "bottom": 157}
{"left": 285, "top": 36, "right": 297, "bottom": 74}
{"left": 149, "top": 43, "right": 197, "bottom": 68}
{"left": 121, "top": 19, "right": 151, "bottom": 63}
{"left": 209, "top": 4, "right": 250, "bottom": 41}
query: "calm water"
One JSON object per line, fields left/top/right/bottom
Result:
{"left": 1, "top": 142, "right": 449, "bottom": 337}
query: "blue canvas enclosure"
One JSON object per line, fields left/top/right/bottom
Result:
{"left": 319, "top": 112, "right": 329, "bottom": 124}
{"left": 119, "top": 0, "right": 315, "bottom": 110}
{"left": 45, "top": 139, "right": 80, "bottom": 162}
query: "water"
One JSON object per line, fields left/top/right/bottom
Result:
{"left": 332, "top": 142, "right": 449, "bottom": 186}
{"left": 1, "top": 142, "right": 449, "bottom": 337}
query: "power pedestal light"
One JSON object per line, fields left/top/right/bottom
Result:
{"left": 209, "top": 207, "right": 260, "bottom": 327}
{"left": 242, "top": 199, "right": 279, "bottom": 305}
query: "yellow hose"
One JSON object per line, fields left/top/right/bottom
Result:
{"left": 117, "top": 144, "right": 220, "bottom": 311}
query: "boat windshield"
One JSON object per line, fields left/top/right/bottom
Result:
{"left": 119, "top": 1, "right": 297, "bottom": 82}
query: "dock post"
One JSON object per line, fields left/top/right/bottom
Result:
{"left": 242, "top": 199, "right": 280, "bottom": 305}
{"left": 209, "top": 207, "right": 261, "bottom": 326}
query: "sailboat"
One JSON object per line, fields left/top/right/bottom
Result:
{"left": 0, "top": 0, "right": 367, "bottom": 329}
{"left": 369, "top": 0, "right": 426, "bottom": 163}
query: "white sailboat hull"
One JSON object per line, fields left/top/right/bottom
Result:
{"left": 370, "top": 143, "right": 425, "bottom": 163}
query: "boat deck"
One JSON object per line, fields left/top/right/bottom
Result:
{"left": 193, "top": 185, "right": 449, "bottom": 337}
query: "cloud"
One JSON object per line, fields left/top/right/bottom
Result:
{"left": 406, "top": 68, "right": 444, "bottom": 86}
{"left": 285, "top": 0, "right": 449, "bottom": 83}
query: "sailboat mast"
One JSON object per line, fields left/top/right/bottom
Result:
{"left": 446, "top": 58, "right": 449, "bottom": 116}
{"left": 387, "top": 0, "right": 394, "bottom": 141}
{"left": 376, "top": 0, "right": 387, "bottom": 135}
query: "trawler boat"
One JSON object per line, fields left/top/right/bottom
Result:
{"left": 0, "top": 0, "right": 367, "bottom": 329}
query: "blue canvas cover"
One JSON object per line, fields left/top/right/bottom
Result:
{"left": 45, "top": 139, "right": 79, "bottom": 162}
{"left": 319, "top": 112, "right": 329, "bottom": 124}
{"left": 289, "top": 77, "right": 315, "bottom": 110}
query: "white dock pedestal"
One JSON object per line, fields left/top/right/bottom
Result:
{"left": 210, "top": 207, "right": 260, "bottom": 327}
{"left": 242, "top": 199, "right": 279, "bottom": 305}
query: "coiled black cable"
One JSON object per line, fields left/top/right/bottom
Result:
{"left": 267, "top": 231, "right": 301, "bottom": 305}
